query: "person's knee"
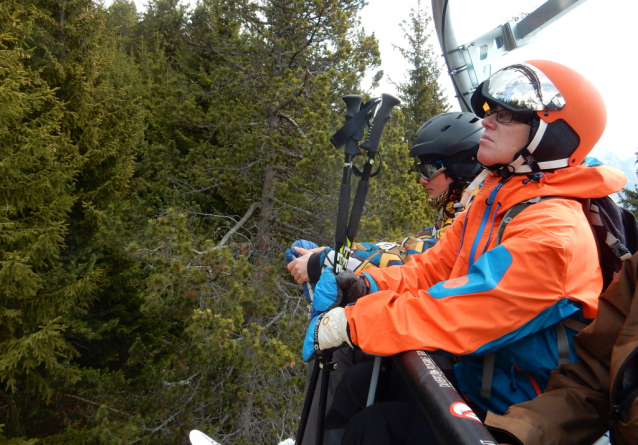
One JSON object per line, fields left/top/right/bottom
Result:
{"left": 341, "top": 404, "right": 390, "bottom": 445}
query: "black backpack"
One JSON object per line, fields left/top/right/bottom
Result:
{"left": 497, "top": 195, "right": 638, "bottom": 291}
{"left": 480, "top": 195, "right": 638, "bottom": 400}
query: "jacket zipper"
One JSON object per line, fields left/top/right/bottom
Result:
{"left": 468, "top": 182, "right": 503, "bottom": 268}
{"left": 611, "top": 346, "right": 638, "bottom": 422}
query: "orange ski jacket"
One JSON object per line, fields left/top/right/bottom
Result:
{"left": 344, "top": 163, "right": 626, "bottom": 413}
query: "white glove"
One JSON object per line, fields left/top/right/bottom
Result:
{"left": 316, "top": 307, "right": 353, "bottom": 350}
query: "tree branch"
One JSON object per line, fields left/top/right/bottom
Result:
{"left": 214, "top": 202, "right": 260, "bottom": 250}
{"left": 63, "top": 394, "right": 131, "bottom": 417}
{"left": 277, "top": 112, "right": 306, "bottom": 139}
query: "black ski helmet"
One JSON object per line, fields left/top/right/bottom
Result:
{"left": 410, "top": 112, "right": 484, "bottom": 184}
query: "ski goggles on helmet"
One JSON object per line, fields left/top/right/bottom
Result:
{"left": 416, "top": 160, "right": 446, "bottom": 180}
{"left": 473, "top": 62, "right": 566, "bottom": 118}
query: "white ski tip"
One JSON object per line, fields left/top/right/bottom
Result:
{"left": 278, "top": 439, "right": 295, "bottom": 445}
{"left": 189, "top": 430, "right": 221, "bottom": 445}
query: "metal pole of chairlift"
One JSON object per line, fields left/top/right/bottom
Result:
{"left": 394, "top": 350, "right": 497, "bottom": 445}
{"left": 431, "top": 0, "right": 590, "bottom": 111}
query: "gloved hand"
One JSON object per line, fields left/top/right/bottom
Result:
{"left": 300, "top": 267, "right": 366, "bottom": 361}
{"left": 311, "top": 268, "right": 369, "bottom": 312}
{"left": 302, "top": 307, "right": 354, "bottom": 361}
{"left": 285, "top": 240, "right": 318, "bottom": 302}
{"left": 335, "top": 270, "right": 369, "bottom": 306}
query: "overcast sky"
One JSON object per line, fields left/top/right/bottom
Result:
{"left": 360, "top": 0, "right": 638, "bottom": 161}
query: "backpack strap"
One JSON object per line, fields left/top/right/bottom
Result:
{"left": 554, "top": 323, "right": 572, "bottom": 366}
{"left": 555, "top": 317, "right": 589, "bottom": 365}
{"left": 481, "top": 353, "right": 496, "bottom": 399}
{"left": 496, "top": 197, "right": 545, "bottom": 246}
{"left": 560, "top": 317, "right": 588, "bottom": 333}
{"left": 481, "top": 318, "right": 587, "bottom": 400}
{"left": 586, "top": 199, "right": 633, "bottom": 261}
{"left": 484, "top": 198, "right": 543, "bottom": 400}
{"left": 482, "top": 197, "right": 588, "bottom": 399}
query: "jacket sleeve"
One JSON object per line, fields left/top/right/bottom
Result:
{"left": 345, "top": 198, "right": 602, "bottom": 356}
{"left": 484, "top": 253, "right": 638, "bottom": 445}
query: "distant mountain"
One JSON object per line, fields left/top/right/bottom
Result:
{"left": 589, "top": 146, "right": 637, "bottom": 201}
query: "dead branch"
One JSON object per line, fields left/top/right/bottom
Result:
{"left": 214, "top": 202, "right": 261, "bottom": 250}
{"left": 277, "top": 112, "right": 306, "bottom": 139}
{"left": 63, "top": 394, "right": 131, "bottom": 417}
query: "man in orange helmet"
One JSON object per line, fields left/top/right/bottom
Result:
{"left": 294, "top": 60, "right": 627, "bottom": 444}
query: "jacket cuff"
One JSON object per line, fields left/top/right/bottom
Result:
{"left": 484, "top": 410, "right": 573, "bottom": 445}
{"left": 308, "top": 252, "right": 323, "bottom": 284}
{"left": 486, "top": 427, "right": 524, "bottom": 445}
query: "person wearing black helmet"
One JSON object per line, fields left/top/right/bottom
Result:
{"left": 409, "top": 112, "right": 483, "bottom": 240}
{"left": 294, "top": 60, "right": 627, "bottom": 445}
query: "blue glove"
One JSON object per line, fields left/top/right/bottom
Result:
{"left": 302, "top": 267, "right": 340, "bottom": 361}
{"left": 302, "top": 313, "right": 321, "bottom": 361}
{"left": 285, "top": 239, "right": 318, "bottom": 302}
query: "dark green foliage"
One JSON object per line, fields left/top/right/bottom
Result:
{"left": 620, "top": 152, "right": 638, "bottom": 217}
{"left": 0, "top": 0, "right": 446, "bottom": 442}
{"left": 621, "top": 186, "right": 638, "bottom": 218}
{"left": 0, "top": 0, "right": 80, "bottom": 436}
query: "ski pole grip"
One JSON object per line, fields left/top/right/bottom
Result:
{"left": 343, "top": 94, "right": 363, "bottom": 120}
{"left": 360, "top": 94, "right": 401, "bottom": 154}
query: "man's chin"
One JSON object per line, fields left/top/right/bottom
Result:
{"left": 477, "top": 154, "right": 490, "bottom": 166}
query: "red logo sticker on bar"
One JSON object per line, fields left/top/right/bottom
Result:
{"left": 449, "top": 402, "right": 481, "bottom": 422}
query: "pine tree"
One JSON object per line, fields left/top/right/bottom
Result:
{"left": 0, "top": 0, "right": 152, "bottom": 439}
{"left": 356, "top": 1, "right": 449, "bottom": 240}
{"left": 620, "top": 151, "right": 638, "bottom": 217}
{"left": 0, "top": 0, "right": 80, "bottom": 437}
{"left": 358, "top": 109, "right": 438, "bottom": 242}
{"left": 0, "top": 0, "right": 448, "bottom": 441}
{"left": 393, "top": 0, "right": 449, "bottom": 144}
{"left": 121, "top": 0, "right": 383, "bottom": 441}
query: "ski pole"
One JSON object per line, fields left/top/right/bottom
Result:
{"left": 333, "top": 95, "right": 363, "bottom": 274}
{"left": 346, "top": 94, "right": 401, "bottom": 408}
{"left": 340, "top": 94, "right": 401, "bottom": 272}
{"left": 366, "top": 356, "right": 382, "bottom": 406}
{"left": 394, "top": 350, "right": 498, "bottom": 445}
{"left": 295, "top": 95, "right": 377, "bottom": 445}
{"left": 297, "top": 94, "right": 400, "bottom": 445}
{"left": 315, "top": 349, "right": 335, "bottom": 445}
{"left": 333, "top": 96, "right": 379, "bottom": 274}
{"left": 294, "top": 357, "right": 321, "bottom": 445}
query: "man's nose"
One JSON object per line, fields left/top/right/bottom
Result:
{"left": 482, "top": 113, "right": 497, "bottom": 129}
{"left": 419, "top": 176, "right": 429, "bottom": 185}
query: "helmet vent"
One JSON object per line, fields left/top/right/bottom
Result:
{"left": 440, "top": 125, "right": 451, "bottom": 132}
{"left": 456, "top": 114, "right": 463, "bottom": 119}
{"left": 469, "top": 117, "right": 479, "bottom": 123}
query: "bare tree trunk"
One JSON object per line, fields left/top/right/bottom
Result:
{"left": 255, "top": 164, "right": 277, "bottom": 260}
{"left": 236, "top": 374, "right": 255, "bottom": 438}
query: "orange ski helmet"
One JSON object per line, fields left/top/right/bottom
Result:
{"left": 471, "top": 60, "right": 606, "bottom": 172}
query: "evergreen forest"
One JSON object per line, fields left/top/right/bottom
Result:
{"left": 0, "top": 0, "right": 451, "bottom": 443}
